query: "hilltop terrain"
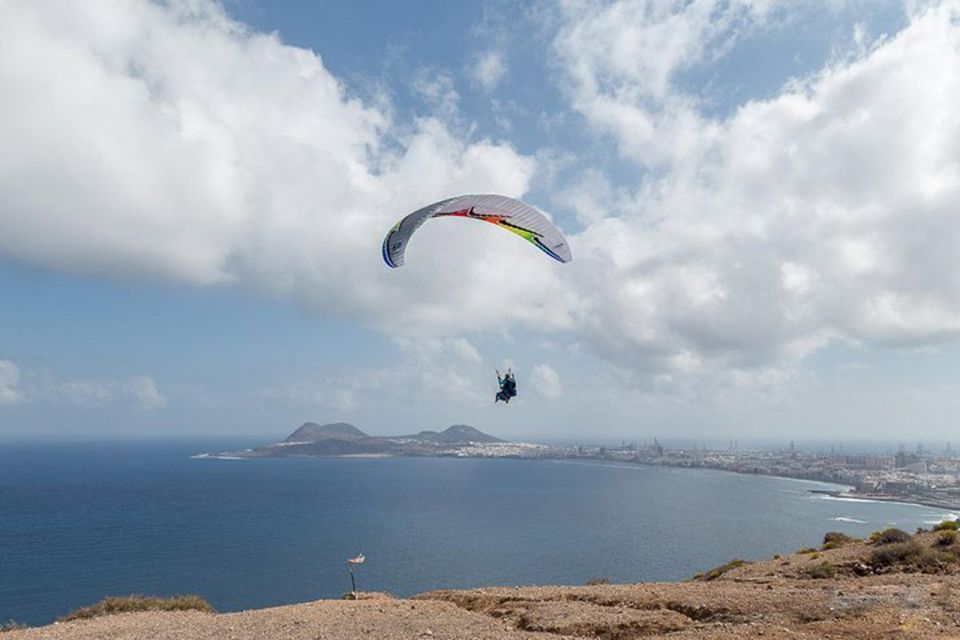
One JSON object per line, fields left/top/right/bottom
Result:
{"left": 198, "top": 422, "right": 506, "bottom": 459}
{"left": 8, "top": 525, "right": 960, "bottom": 639}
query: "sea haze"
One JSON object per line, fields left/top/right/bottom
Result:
{"left": 0, "top": 440, "right": 952, "bottom": 625}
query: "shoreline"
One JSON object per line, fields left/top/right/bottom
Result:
{"left": 549, "top": 456, "right": 960, "bottom": 513}
{"left": 810, "top": 488, "right": 960, "bottom": 513}
{"left": 195, "top": 447, "right": 960, "bottom": 513}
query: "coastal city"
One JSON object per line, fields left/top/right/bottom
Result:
{"left": 454, "top": 439, "right": 960, "bottom": 511}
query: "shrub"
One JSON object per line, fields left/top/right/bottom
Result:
{"left": 1, "top": 620, "right": 29, "bottom": 632}
{"left": 586, "top": 577, "right": 610, "bottom": 586}
{"left": 874, "top": 528, "right": 911, "bottom": 545}
{"left": 804, "top": 561, "right": 837, "bottom": 579}
{"left": 772, "top": 554, "right": 781, "bottom": 560}
{"left": 797, "top": 547, "right": 818, "bottom": 555}
{"left": 58, "top": 595, "right": 214, "bottom": 622}
{"left": 937, "top": 531, "right": 957, "bottom": 547}
{"left": 823, "top": 531, "right": 853, "bottom": 546}
{"left": 868, "top": 541, "right": 924, "bottom": 568}
{"left": 915, "top": 550, "right": 956, "bottom": 573}
{"left": 701, "top": 559, "right": 749, "bottom": 581}
{"left": 934, "top": 520, "right": 959, "bottom": 532}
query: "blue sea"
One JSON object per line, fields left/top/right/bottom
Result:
{"left": 0, "top": 440, "right": 953, "bottom": 625}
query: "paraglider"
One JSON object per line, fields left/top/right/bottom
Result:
{"left": 495, "top": 369, "right": 517, "bottom": 404}
{"left": 382, "top": 196, "right": 563, "bottom": 409}
{"left": 382, "top": 194, "right": 572, "bottom": 268}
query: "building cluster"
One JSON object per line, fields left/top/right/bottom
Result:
{"left": 512, "top": 440, "right": 960, "bottom": 510}
{"left": 447, "top": 437, "right": 960, "bottom": 509}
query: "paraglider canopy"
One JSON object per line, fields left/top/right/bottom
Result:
{"left": 382, "top": 194, "right": 572, "bottom": 268}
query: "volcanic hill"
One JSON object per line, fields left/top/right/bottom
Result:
{"left": 202, "top": 422, "right": 505, "bottom": 459}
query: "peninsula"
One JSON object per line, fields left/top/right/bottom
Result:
{"left": 197, "top": 422, "right": 960, "bottom": 511}
{"left": 196, "top": 422, "right": 543, "bottom": 460}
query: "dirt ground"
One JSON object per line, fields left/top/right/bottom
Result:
{"left": 7, "top": 531, "right": 960, "bottom": 639}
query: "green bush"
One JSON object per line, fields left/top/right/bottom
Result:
{"left": 868, "top": 541, "right": 923, "bottom": 568}
{"left": 804, "top": 561, "right": 837, "bottom": 579}
{"left": 916, "top": 550, "right": 956, "bottom": 573}
{"left": 934, "top": 520, "right": 959, "bottom": 532}
{"left": 797, "top": 547, "right": 818, "bottom": 555}
{"left": 867, "top": 541, "right": 955, "bottom": 573}
{"left": 822, "top": 532, "right": 853, "bottom": 546}
{"left": 701, "top": 559, "right": 749, "bottom": 581}
{"left": 937, "top": 530, "right": 957, "bottom": 546}
{"left": 874, "top": 528, "right": 912, "bottom": 545}
{"left": 59, "top": 595, "right": 214, "bottom": 622}
{"left": 585, "top": 577, "right": 610, "bottom": 586}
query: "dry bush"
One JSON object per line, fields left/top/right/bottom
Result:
{"left": 804, "top": 561, "right": 837, "bottom": 579}
{"left": 822, "top": 532, "right": 855, "bottom": 550}
{"left": 59, "top": 595, "right": 214, "bottom": 622}
{"left": 873, "top": 528, "right": 912, "bottom": 545}
{"left": 937, "top": 531, "right": 958, "bottom": 547}
{"left": 701, "top": 559, "right": 749, "bottom": 581}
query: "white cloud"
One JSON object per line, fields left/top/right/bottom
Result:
{"left": 551, "top": 1, "right": 960, "bottom": 383}
{"left": 0, "top": 361, "right": 167, "bottom": 411}
{"left": 553, "top": 0, "right": 773, "bottom": 166}
{"left": 413, "top": 71, "right": 461, "bottom": 120}
{"left": 127, "top": 375, "right": 168, "bottom": 410}
{"left": 6, "top": 0, "right": 960, "bottom": 405}
{"left": 531, "top": 363, "right": 562, "bottom": 398}
{"left": 51, "top": 374, "right": 167, "bottom": 410}
{"left": 0, "top": 0, "right": 551, "bottom": 338}
{"left": 0, "top": 360, "right": 22, "bottom": 405}
{"left": 471, "top": 50, "right": 507, "bottom": 91}
{"left": 264, "top": 337, "right": 490, "bottom": 412}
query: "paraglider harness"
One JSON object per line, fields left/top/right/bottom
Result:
{"left": 495, "top": 369, "right": 517, "bottom": 404}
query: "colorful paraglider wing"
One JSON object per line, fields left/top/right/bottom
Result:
{"left": 382, "top": 194, "right": 572, "bottom": 268}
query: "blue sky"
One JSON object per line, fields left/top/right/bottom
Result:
{"left": 3, "top": 0, "right": 960, "bottom": 443}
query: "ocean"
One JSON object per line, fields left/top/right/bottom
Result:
{"left": 0, "top": 440, "right": 952, "bottom": 625}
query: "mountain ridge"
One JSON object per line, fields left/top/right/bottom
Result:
{"left": 203, "top": 422, "right": 507, "bottom": 459}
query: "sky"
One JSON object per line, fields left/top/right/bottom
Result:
{"left": 2, "top": 0, "right": 960, "bottom": 443}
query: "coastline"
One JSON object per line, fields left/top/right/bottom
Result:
{"left": 811, "top": 488, "right": 960, "bottom": 513}
{"left": 196, "top": 444, "right": 960, "bottom": 514}
{"left": 549, "top": 456, "right": 960, "bottom": 514}
{"left": 625, "top": 460, "right": 960, "bottom": 513}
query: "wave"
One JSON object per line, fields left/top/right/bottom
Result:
{"left": 922, "top": 513, "right": 959, "bottom": 524}
{"left": 830, "top": 516, "right": 868, "bottom": 523}
{"left": 818, "top": 494, "right": 882, "bottom": 504}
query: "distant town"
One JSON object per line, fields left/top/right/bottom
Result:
{"left": 462, "top": 438, "right": 960, "bottom": 511}
{"left": 200, "top": 421, "right": 960, "bottom": 511}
